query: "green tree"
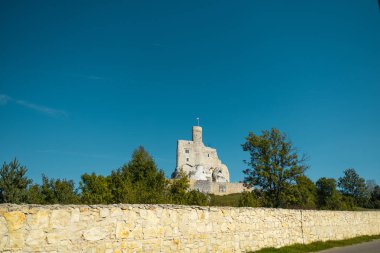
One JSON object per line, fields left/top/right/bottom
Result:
{"left": 365, "top": 180, "right": 379, "bottom": 209}
{"left": 39, "top": 175, "right": 80, "bottom": 204}
{"left": 238, "top": 191, "right": 259, "bottom": 207}
{"left": 27, "top": 184, "right": 44, "bottom": 204}
{"left": 242, "top": 128, "right": 307, "bottom": 208}
{"left": 127, "top": 146, "right": 161, "bottom": 183}
{"left": 168, "top": 169, "right": 211, "bottom": 206}
{"left": 0, "top": 158, "right": 32, "bottom": 203}
{"left": 340, "top": 195, "right": 356, "bottom": 210}
{"left": 370, "top": 185, "right": 380, "bottom": 209}
{"left": 185, "top": 190, "right": 208, "bottom": 206}
{"left": 316, "top": 177, "right": 343, "bottom": 210}
{"left": 285, "top": 176, "right": 317, "bottom": 209}
{"left": 80, "top": 147, "right": 169, "bottom": 205}
{"left": 168, "top": 169, "right": 190, "bottom": 205}
{"left": 108, "top": 166, "right": 135, "bottom": 204}
{"left": 125, "top": 146, "right": 168, "bottom": 204}
{"left": 80, "top": 173, "right": 112, "bottom": 204}
{"left": 338, "top": 168, "right": 369, "bottom": 207}
{"left": 366, "top": 179, "right": 377, "bottom": 194}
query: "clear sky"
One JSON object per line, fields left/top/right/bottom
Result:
{"left": 1, "top": 1, "right": 379, "bottom": 186}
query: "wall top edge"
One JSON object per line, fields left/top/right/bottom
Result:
{"left": 0, "top": 203, "right": 379, "bottom": 214}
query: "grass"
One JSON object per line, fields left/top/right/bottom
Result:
{"left": 250, "top": 234, "right": 380, "bottom": 253}
{"left": 209, "top": 193, "right": 243, "bottom": 207}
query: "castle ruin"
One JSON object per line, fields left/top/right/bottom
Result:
{"left": 172, "top": 125, "right": 247, "bottom": 195}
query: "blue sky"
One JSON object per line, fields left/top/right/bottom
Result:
{"left": 1, "top": 1, "right": 379, "bottom": 186}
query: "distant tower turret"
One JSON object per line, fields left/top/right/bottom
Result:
{"left": 192, "top": 126, "right": 202, "bottom": 144}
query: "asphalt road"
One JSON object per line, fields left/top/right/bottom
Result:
{"left": 317, "top": 239, "right": 380, "bottom": 253}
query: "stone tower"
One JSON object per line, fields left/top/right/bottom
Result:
{"left": 192, "top": 126, "right": 204, "bottom": 166}
{"left": 173, "top": 125, "right": 230, "bottom": 182}
{"left": 192, "top": 126, "right": 202, "bottom": 143}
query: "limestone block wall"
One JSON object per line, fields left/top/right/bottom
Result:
{"left": 301, "top": 210, "right": 380, "bottom": 243}
{"left": 0, "top": 204, "right": 379, "bottom": 253}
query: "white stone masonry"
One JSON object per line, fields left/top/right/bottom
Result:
{"left": 174, "top": 126, "right": 230, "bottom": 182}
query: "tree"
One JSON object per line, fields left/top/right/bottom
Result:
{"left": 365, "top": 180, "right": 380, "bottom": 209}
{"left": 242, "top": 128, "right": 307, "bottom": 208}
{"left": 125, "top": 146, "right": 168, "bottom": 204}
{"left": 370, "top": 185, "right": 380, "bottom": 209}
{"left": 316, "top": 177, "right": 343, "bottom": 210}
{"left": 27, "top": 184, "right": 44, "bottom": 204}
{"left": 80, "top": 173, "right": 112, "bottom": 204}
{"left": 185, "top": 190, "right": 208, "bottom": 206}
{"left": 80, "top": 147, "right": 170, "bottom": 205}
{"left": 285, "top": 175, "right": 317, "bottom": 209}
{"left": 38, "top": 175, "right": 80, "bottom": 204}
{"left": 366, "top": 179, "right": 377, "bottom": 194}
{"left": 238, "top": 191, "right": 259, "bottom": 207}
{"left": 168, "top": 169, "right": 190, "bottom": 205}
{"left": 127, "top": 146, "right": 161, "bottom": 184}
{"left": 0, "top": 158, "right": 32, "bottom": 203}
{"left": 338, "top": 168, "right": 369, "bottom": 207}
{"left": 108, "top": 166, "right": 135, "bottom": 204}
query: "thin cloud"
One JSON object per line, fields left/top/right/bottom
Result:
{"left": 0, "top": 94, "right": 68, "bottom": 118}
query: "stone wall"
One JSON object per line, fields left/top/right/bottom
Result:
{"left": 1, "top": 204, "right": 379, "bottom": 253}
{"left": 189, "top": 180, "right": 248, "bottom": 195}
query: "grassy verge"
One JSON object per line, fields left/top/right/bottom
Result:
{"left": 209, "top": 193, "right": 242, "bottom": 207}
{"left": 251, "top": 234, "right": 380, "bottom": 253}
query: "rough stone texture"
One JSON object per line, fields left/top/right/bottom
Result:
{"left": 0, "top": 204, "right": 379, "bottom": 253}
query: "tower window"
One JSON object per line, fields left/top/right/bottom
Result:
{"left": 185, "top": 149, "right": 189, "bottom": 154}
{"left": 186, "top": 158, "right": 189, "bottom": 162}
{"left": 208, "top": 154, "right": 210, "bottom": 157}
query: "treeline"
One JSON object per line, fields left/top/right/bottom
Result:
{"left": 1, "top": 129, "right": 379, "bottom": 210}
{"left": 239, "top": 128, "right": 380, "bottom": 210}
{"left": 238, "top": 169, "right": 380, "bottom": 210}
{"left": 0, "top": 147, "right": 207, "bottom": 206}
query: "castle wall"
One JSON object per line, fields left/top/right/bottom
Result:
{"left": 189, "top": 180, "right": 248, "bottom": 195}
{"left": 1, "top": 204, "right": 379, "bottom": 253}
{"left": 177, "top": 140, "right": 196, "bottom": 169}
{"left": 176, "top": 126, "right": 230, "bottom": 182}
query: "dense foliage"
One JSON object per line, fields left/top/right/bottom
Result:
{"left": 242, "top": 128, "right": 308, "bottom": 208}
{"left": 0, "top": 159, "right": 32, "bottom": 204}
{"left": 0, "top": 147, "right": 208, "bottom": 206}
{"left": 1, "top": 129, "right": 379, "bottom": 210}
{"left": 242, "top": 128, "right": 378, "bottom": 210}
{"left": 28, "top": 175, "right": 80, "bottom": 204}
{"left": 338, "top": 168, "right": 369, "bottom": 207}
{"left": 316, "top": 177, "right": 344, "bottom": 210}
